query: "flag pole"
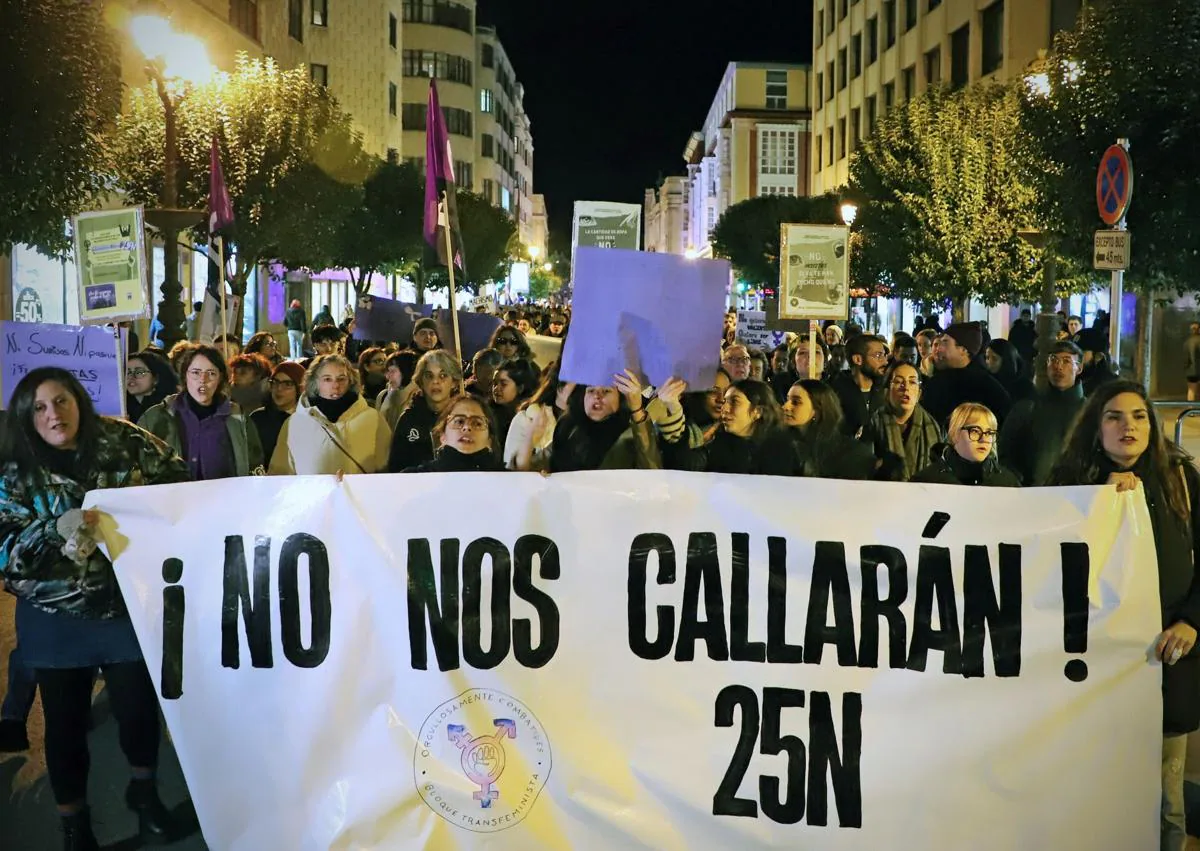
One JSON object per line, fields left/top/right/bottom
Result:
{"left": 441, "top": 198, "right": 464, "bottom": 363}
{"left": 217, "top": 236, "right": 229, "bottom": 346}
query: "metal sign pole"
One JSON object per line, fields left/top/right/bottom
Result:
{"left": 1109, "top": 138, "right": 1130, "bottom": 375}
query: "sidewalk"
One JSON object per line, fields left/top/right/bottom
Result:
{"left": 0, "top": 594, "right": 205, "bottom": 851}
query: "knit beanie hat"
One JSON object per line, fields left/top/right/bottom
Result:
{"left": 272, "top": 361, "right": 306, "bottom": 386}
{"left": 413, "top": 317, "right": 438, "bottom": 336}
{"left": 944, "top": 322, "right": 983, "bottom": 357}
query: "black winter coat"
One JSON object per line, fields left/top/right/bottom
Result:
{"left": 387, "top": 400, "right": 438, "bottom": 472}
{"left": 828, "top": 371, "right": 885, "bottom": 438}
{"left": 911, "top": 446, "right": 1021, "bottom": 487}
{"left": 401, "top": 447, "right": 505, "bottom": 473}
{"left": 920, "top": 361, "right": 1013, "bottom": 428}
{"left": 701, "top": 429, "right": 800, "bottom": 477}
{"left": 791, "top": 429, "right": 876, "bottom": 480}
{"left": 998, "top": 383, "right": 1085, "bottom": 486}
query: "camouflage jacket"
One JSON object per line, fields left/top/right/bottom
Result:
{"left": 0, "top": 417, "right": 190, "bottom": 619}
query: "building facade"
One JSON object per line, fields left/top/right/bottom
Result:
{"left": 811, "top": 0, "right": 1085, "bottom": 192}
{"left": 672, "top": 62, "right": 813, "bottom": 258}
{"left": 643, "top": 177, "right": 690, "bottom": 256}
{"left": 527, "top": 194, "right": 548, "bottom": 260}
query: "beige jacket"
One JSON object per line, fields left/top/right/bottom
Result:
{"left": 269, "top": 394, "right": 392, "bottom": 475}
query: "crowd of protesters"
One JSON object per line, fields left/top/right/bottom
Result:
{"left": 0, "top": 299, "right": 1195, "bottom": 850}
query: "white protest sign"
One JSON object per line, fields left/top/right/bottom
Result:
{"left": 470, "top": 294, "right": 497, "bottom": 313}
{"left": 736, "top": 310, "right": 788, "bottom": 351}
{"left": 1, "top": 321, "right": 126, "bottom": 415}
{"left": 88, "top": 473, "right": 1161, "bottom": 850}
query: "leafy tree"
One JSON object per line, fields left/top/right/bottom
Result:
{"left": 710, "top": 193, "right": 842, "bottom": 287}
{"left": 1019, "top": 0, "right": 1200, "bottom": 293}
{"left": 333, "top": 160, "right": 425, "bottom": 296}
{"left": 850, "top": 82, "right": 1063, "bottom": 316}
{"left": 109, "top": 55, "right": 369, "bottom": 323}
{"left": 0, "top": 0, "right": 121, "bottom": 255}
{"left": 425, "top": 191, "right": 518, "bottom": 296}
{"left": 528, "top": 267, "right": 563, "bottom": 302}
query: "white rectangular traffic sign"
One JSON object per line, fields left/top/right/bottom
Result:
{"left": 1094, "top": 230, "right": 1130, "bottom": 271}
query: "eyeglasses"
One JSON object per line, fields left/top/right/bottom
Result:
{"left": 1047, "top": 356, "right": 1079, "bottom": 368}
{"left": 370, "top": 358, "right": 386, "bottom": 366}
{"left": 187, "top": 369, "right": 220, "bottom": 381}
{"left": 889, "top": 378, "right": 920, "bottom": 389}
{"left": 268, "top": 379, "right": 296, "bottom": 388}
{"left": 447, "top": 415, "right": 489, "bottom": 431}
{"left": 724, "top": 357, "right": 751, "bottom": 366}
{"left": 126, "top": 368, "right": 151, "bottom": 378}
{"left": 866, "top": 351, "right": 889, "bottom": 361}
{"left": 963, "top": 425, "right": 998, "bottom": 442}
{"left": 497, "top": 338, "right": 519, "bottom": 346}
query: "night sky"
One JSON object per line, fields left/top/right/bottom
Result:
{"left": 475, "top": 1, "right": 815, "bottom": 252}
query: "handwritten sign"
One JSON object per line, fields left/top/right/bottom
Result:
{"left": 1, "top": 321, "right": 126, "bottom": 416}
{"left": 736, "top": 310, "right": 789, "bottom": 351}
{"left": 470, "top": 294, "right": 497, "bottom": 314}
{"left": 72, "top": 207, "right": 150, "bottom": 325}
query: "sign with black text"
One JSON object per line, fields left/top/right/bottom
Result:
{"left": 88, "top": 473, "right": 1161, "bottom": 850}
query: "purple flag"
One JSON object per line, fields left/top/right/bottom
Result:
{"left": 423, "top": 79, "right": 465, "bottom": 274}
{"left": 208, "top": 136, "right": 234, "bottom": 234}
{"left": 199, "top": 137, "right": 237, "bottom": 342}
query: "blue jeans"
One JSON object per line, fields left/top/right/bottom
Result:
{"left": 288, "top": 329, "right": 304, "bottom": 359}
{"left": 1, "top": 645, "right": 37, "bottom": 723}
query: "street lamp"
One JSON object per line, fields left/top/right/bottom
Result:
{"left": 840, "top": 203, "right": 858, "bottom": 228}
{"left": 543, "top": 262, "right": 553, "bottom": 272}
{"left": 684, "top": 247, "right": 699, "bottom": 260}
{"left": 528, "top": 245, "right": 541, "bottom": 261}
{"left": 130, "top": 10, "right": 215, "bottom": 350}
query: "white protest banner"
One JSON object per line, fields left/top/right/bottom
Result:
{"left": 736, "top": 310, "right": 789, "bottom": 351}
{"left": 88, "top": 473, "right": 1161, "bottom": 850}
{"left": 2, "top": 321, "right": 126, "bottom": 415}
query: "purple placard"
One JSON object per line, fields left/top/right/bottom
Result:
{"left": 434, "top": 310, "right": 503, "bottom": 362}
{"left": 1, "top": 321, "right": 127, "bottom": 416}
{"left": 559, "top": 247, "right": 729, "bottom": 388}
{"left": 353, "top": 295, "right": 431, "bottom": 342}
{"left": 267, "top": 265, "right": 287, "bottom": 325}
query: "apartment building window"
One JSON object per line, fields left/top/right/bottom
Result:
{"left": 850, "top": 108, "right": 862, "bottom": 151}
{"left": 401, "top": 104, "right": 473, "bottom": 137}
{"left": 310, "top": 63, "right": 328, "bottom": 87}
{"left": 288, "top": 0, "right": 303, "bottom": 41}
{"left": 481, "top": 43, "right": 494, "bottom": 68}
{"left": 388, "top": 82, "right": 397, "bottom": 116}
{"left": 816, "top": 9, "right": 824, "bottom": 47}
{"left": 928, "top": 0, "right": 941, "bottom": 9}
{"left": 402, "top": 0, "right": 472, "bottom": 34}
{"left": 455, "top": 161, "right": 472, "bottom": 190}
{"left": 389, "top": 13, "right": 397, "bottom": 48}
{"left": 480, "top": 88, "right": 493, "bottom": 113}
{"left": 402, "top": 50, "right": 473, "bottom": 85}
{"left": 925, "top": 47, "right": 942, "bottom": 86}
{"left": 839, "top": 0, "right": 848, "bottom": 21}
{"left": 761, "top": 185, "right": 796, "bottom": 197}
{"left": 884, "top": 0, "right": 897, "bottom": 47}
{"left": 883, "top": 81, "right": 895, "bottom": 109}
{"left": 826, "top": 61, "right": 834, "bottom": 100}
{"left": 901, "top": 65, "right": 915, "bottom": 100}
{"left": 866, "top": 94, "right": 877, "bottom": 134}
{"left": 827, "top": 5, "right": 835, "bottom": 34}
{"left": 1050, "top": 0, "right": 1082, "bottom": 38}
{"left": 867, "top": 16, "right": 878, "bottom": 64}
{"left": 815, "top": 135, "right": 823, "bottom": 170}
{"left": 481, "top": 134, "right": 494, "bottom": 158}
{"left": 759, "top": 128, "right": 797, "bottom": 176}
{"left": 904, "top": 0, "right": 917, "bottom": 31}
{"left": 826, "top": 127, "right": 833, "bottom": 165}
{"left": 982, "top": 0, "right": 1004, "bottom": 75}
{"left": 838, "top": 48, "right": 847, "bottom": 89}
{"left": 482, "top": 179, "right": 494, "bottom": 203}
{"left": 311, "top": 0, "right": 327, "bottom": 27}
{"left": 765, "top": 70, "right": 787, "bottom": 109}
{"left": 229, "top": 0, "right": 258, "bottom": 40}
{"left": 838, "top": 117, "right": 847, "bottom": 160}
{"left": 950, "top": 24, "right": 970, "bottom": 88}
{"left": 851, "top": 33, "right": 862, "bottom": 79}
{"left": 815, "top": 72, "right": 823, "bottom": 110}
{"left": 386, "top": 148, "right": 398, "bottom": 164}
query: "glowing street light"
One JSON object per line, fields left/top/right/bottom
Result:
{"left": 528, "top": 245, "right": 541, "bottom": 260}
{"left": 840, "top": 203, "right": 858, "bottom": 227}
{"left": 543, "top": 262, "right": 553, "bottom": 271}
{"left": 684, "top": 247, "right": 699, "bottom": 260}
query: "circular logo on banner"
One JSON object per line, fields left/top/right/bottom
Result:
{"left": 414, "top": 689, "right": 552, "bottom": 833}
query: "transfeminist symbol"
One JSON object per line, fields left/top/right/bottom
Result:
{"left": 448, "top": 719, "right": 516, "bottom": 808}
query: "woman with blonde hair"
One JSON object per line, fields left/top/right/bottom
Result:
{"left": 269, "top": 353, "right": 391, "bottom": 475}
{"left": 387, "top": 349, "right": 463, "bottom": 472}
{"left": 911, "top": 402, "right": 1020, "bottom": 486}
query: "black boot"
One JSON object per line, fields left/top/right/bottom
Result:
{"left": 61, "top": 807, "right": 99, "bottom": 851}
{"left": 125, "top": 778, "right": 178, "bottom": 845}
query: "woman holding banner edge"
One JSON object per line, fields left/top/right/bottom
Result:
{"left": 0, "top": 367, "right": 194, "bottom": 850}
{"left": 1049, "top": 380, "right": 1200, "bottom": 850}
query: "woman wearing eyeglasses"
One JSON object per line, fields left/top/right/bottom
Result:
{"left": 911, "top": 402, "right": 1020, "bottom": 487}
{"left": 861, "top": 362, "right": 943, "bottom": 482}
{"left": 400, "top": 395, "right": 506, "bottom": 473}
{"left": 249, "top": 361, "right": 304, "bottom": 466}
{"left": 357, "top": 347, "right": 389, "bottom": 408}
{"left": 123, "top": 350, "right": 177, "bottom": 424}
{"left": 137, "top": 344, "right": 264, "bottom": 479}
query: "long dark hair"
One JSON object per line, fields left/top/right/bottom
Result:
{"left": 495, "top": 358, "right": 540, "bottom": 407}
{"left": 521, "top": 360, "right": 564, "bottom": 411}
{"left": 728, "top": 379, "right": 785, "bottom": 440}
{"left": 792, "top": 378, "right": 845, "bottom": 443}
{"left": 985, "top": 338, "right": 1023, "bottom": 383}
{"left": 0, "top": 367, "right": 102, "bottom": 483}
{"left": 489, "top": 326, "right": 534, "bottom": 360}
{"left": 1048, "top": 380, "right": 1191, "bottom": 522}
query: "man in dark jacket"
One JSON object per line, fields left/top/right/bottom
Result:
{"left": 284, "top": 299, "right": 308, "bottom": 360}
{"left": 920, "top": 321, "right": 1012, "bottom": 427}
{"left": 828, "top": 333, "right": 887, "bottom": 437}
{"left": 998, "top": 340, "right": 1085, "bottom": 485}
{"left": 1007, "top": 308, "right": 1037, "bottom": 368}
{"left": 1077, "top": 328, "right": 1119, "bottom": 395}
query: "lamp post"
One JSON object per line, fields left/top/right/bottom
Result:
{"left": 840, "top": 203, "right": 858, "bottom": 228}
{"left": 129, "top": 12, "right": 213, "bottom": 351}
